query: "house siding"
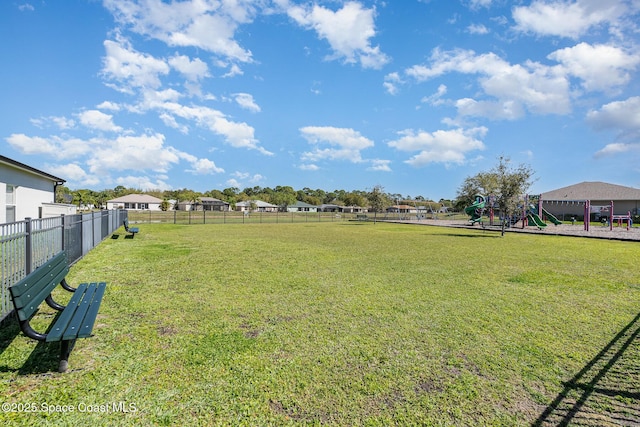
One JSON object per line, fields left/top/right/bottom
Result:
{"left": 0, "top": 159, "right": 61, "bottom": 222}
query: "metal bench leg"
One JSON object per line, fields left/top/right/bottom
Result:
{"left": 59, "top": 340, "right": 76, "bottom": 373}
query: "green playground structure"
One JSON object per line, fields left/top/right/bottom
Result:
{"left": 528, "top": 203, "right": 562, "bottom": 228}
{"left": 465, "top": 195, "right": 486, "bottom": 224}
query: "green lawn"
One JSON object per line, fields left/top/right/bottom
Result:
{"left": 1, "top": 222, "right": 639, "bottom": 426}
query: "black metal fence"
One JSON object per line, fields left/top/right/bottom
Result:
{"left": 0, "top": 210, "right": 127, "bottom": 321}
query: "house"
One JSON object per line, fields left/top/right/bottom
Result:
{"left": 177, "top": 197, "right": 230, "bottom": 211}
{"left": 235, "top": 200, "right": 279, "bottom": 212}
{"left": 106, "top": 194, "right": 163, "bottom": 211}
{"left": 287, "top": 201, "right": 318, "bottom": 213}
{"left": 340, "top": 205, "right": 367, "bottom": 214}
{"left": 386, "top": 204, "right": 417, "bottom": 214}
{"left": 201, "top": 197, "right": 230, "bottom": 211}
{"left": 0, "top": 155, "right": 68, "bottom": 222}
{"left": 319, "top": 204, "right": 341, "bottom": 212}
{"left": 541, "top": 181, "right": 640, "bottom": 220}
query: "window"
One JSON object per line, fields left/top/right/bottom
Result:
{"left": 6, "top": 185, "right": 16, "bottom": 222}
{"left": 6, "top": 184, "right": 15, "bottom": 204}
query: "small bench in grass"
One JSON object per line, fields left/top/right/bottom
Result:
{"left": 356, "top": 214, "right": 369, "bottom": 221}
{"left": 9, "top": 251, "right": 106, "bottom": 372}
{"left": 123, "top": 219, "right": 139, "bottom": 237}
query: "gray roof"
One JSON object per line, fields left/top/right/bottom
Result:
{"left": 200, "top": 197, "right": 228, "bottom": 204}
{"left": 541, "top": 181, "right": 640, "bottom": 201}
{"left": 289, "top": 201, "right": 318, "bottom": 208}
{"left": 0, "top": 155, "right": 65, "bottom": 183}
{"left": 108, "top": 194, "right": 163, "bottom": 203}
{"left": 236, "top": 200, "right": 278, "bottom": 208}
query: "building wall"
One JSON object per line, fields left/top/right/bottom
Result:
{"left": 1, "top": 166, "right": 56, "bottom": 223}
{"left": 542, "top": 200, "right": 639, "bottom": 220}
{"left": 106, "top": 201, "right": 162, "bottom": 211}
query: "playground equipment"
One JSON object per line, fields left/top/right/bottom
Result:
{"left": 533, "top": 198, "right": 632, "bottom": 231}
{"left": 465, "top": 195, "right": 486, "bottom": 224}
{"left": 586, "top": 200, "right": 632, "bottom": 231}
{"left": 524, "top": 196, "right": 562, "bottom": 229}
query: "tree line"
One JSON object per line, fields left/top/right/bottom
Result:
{"left": 56, "top": 157, "right": 534, "bottom": 225}
{"left": 56, "top": 184, "right": 456, "bottom": 212}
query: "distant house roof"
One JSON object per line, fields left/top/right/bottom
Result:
{"left": 0, "top": 155, "right": 65, "bottom": 183}
{"left": 107, "top": 194, "right": 163, "bottom": 204}
{"left": 541, "top": 182, "right": 640, "bottom": 201}
{"left": 289, "top": 201, "right": 318, "bottom": 208}
{"left": 236, "top": 200, "right": 278, "bottom": 208}
{"left": 200, "top": 197, "right": 228, "bottom": 205}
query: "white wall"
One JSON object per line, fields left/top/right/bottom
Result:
{"left": 1, "top": 163, "right": 57, "bottom": 222}
{"left": 41, "top": 203, "right": 77, "bottom": 218}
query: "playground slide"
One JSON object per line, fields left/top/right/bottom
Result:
{"left": 527, "top": 213, "right": 547, "bottom": 228}
{"left": 465, "top": 200, "right": 485, "bottom": 223}
{"left": 541, "top": 208, "right": 562, "bottom": 225}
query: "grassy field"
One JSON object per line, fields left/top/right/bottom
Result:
{"left": 1, "top": 222, "right": 639, "bottom": 426}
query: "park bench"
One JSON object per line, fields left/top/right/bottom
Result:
{"left": 123, "top": 218, "right": 139, "bottom": 237}
{"left": 9, "top": 251, "right": 106, "bottom": 372}
{"left": 356, "top": 214, "right": 369, "bottom": 221}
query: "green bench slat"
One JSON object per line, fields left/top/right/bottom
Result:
{"left": 10, "top": 252, "right": 67, "bottom": 299}
{"left": 61, "top": 284, "right": 96, "bottom": 341}
{"left": 45, "top": 283, "right": 105, "bottom": 342}
{"left": 46, "top": 283, "right": 89, "bottom": 342}
{"left": 77, "top": 282, "right": 106, "bottom": 338}
{"left": 11, "top": 256, "right": 70, "bottom": 321}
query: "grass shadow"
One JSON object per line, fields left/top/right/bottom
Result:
{"left": 0, "top": 313, "right": 64, "bottom": 374}
{"left": 532, "top": 311, "right": 640, "bottom": 426}
{"left": 0, "top": 315, "right": 21, "bottom": 358}
{"left": 438, "top": 232, "right": 502, "bottom": 239}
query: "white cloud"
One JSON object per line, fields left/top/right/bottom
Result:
{"left": 225, "top": 178, "right": 242, "bottom": 188}
{"left": 115, "top": 175, "right": 173, "bottom": 191}
{"left": 77, "top": 110, "right": 123, "bottom": 132}
{"left": 169, "top": 54, "right": 210, "bottom": 81}
{"left": 405, "top": 48, "right": 571, "bottom": 119}
{"left": 467, "top": 24, "right": 489, "bottom": 34}
{"left": 368, "top": 159, "right": 392, "bottom": 172}
{"left": 96, "top": 101, "right": 121, "bottom": 111}
{"left": 30, "top": 116, "right": 76, "bottom": 130}
{"left": 18, "top": 3, "right": 35, "bottom": 12}
{"left": 299, "top": 163, "right": 320, "bottom": 171}
{"left": 47, "top": 163, "right": 101, "bottom": 187}
{"left": 185, "top": 157, "right": 225, "bottom": 175}
{"left": 595, "top": 142, "right": 640, "bottom": 157}
{"left": 299, "top": 126, "right": 374, "bottom": 162}
{"left": 104, "top": 0, "right": 255, "bottom": 63}
{"left": 6, "top": 134, "right": 58, "bottom": 156}
{"left": 101, "top": 37, "right": 170, "bottom": 93}
{"left": 420, "top": 84, "right": 448, "bottom": 106}
{"left": 287, "top": 1, "right": 389, "bottom": 69}
{"left": 153, "top": 101, "right": 272, "bottom": 155}
{"left": 5, "top": 134, "right": 94, "bottom": 159}
{"left": 588, "top": 97, "right": 640, "bottom": 157}
{"left": 469, "top": 0, "right": 493, "bottom": 8}
{"left": 383, "top": 72, "right": 402, "bottom": 95}
{"left": 512, "top": 0, "right": 629, "bottom": 39}
{"left": 548, "top": 42, "right": 640, "bottom": 92}
{"left": 587, "top": 96, "right": 640, "bottom": 130}
{"left": 233, "top": 93, "right": 261, "bottom": 112}
{"left": 388, "top": 127, "right": 487, "bottom": 167}
{"left": 86, "top": 133, "right": 180, "bottom": 174}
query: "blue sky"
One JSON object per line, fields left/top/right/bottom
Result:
{"left": 2, "top": 0, "right": 639, "bottom": 200}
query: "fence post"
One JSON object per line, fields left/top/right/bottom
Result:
{"left": 61, "top": 214, "right": 65, "bottom": 251}
{"left": 24, "top": 217, "right": 33, "bottom": 275}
